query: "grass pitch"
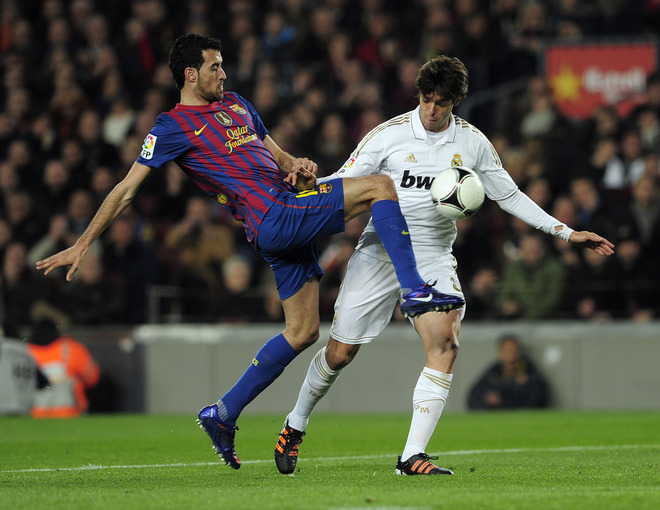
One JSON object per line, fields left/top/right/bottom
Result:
{"left": 1, "top": 410, "right": 658, "bottom": 509}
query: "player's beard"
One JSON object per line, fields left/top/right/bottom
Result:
{"left": 198, "top": 81, "right": 224, "bottom": 103}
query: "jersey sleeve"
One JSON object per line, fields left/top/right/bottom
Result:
{"left": 497, "top": 188, "right": 574, "bottom": 241}
{"left": 136, "top": 114, "right": 190, "bottom": 169}
{"left": 472, "top": 134, "right": 518, "bottom": 201}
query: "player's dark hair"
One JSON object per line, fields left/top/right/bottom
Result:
{"left": 416, "top": 55, "right": 469, "bottom": 102}
{"left": 168, "top": 33, "right": 223, "bottom": 90}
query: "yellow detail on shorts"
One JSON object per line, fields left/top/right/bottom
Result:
{"left": 295, "top": 189, "right": 318, "bottom": 198}
{"left": 402, "top": 230, "right": 410, "bottom": 235}
{"left": 252, "top": 358, "right": 259, "bottom": 366}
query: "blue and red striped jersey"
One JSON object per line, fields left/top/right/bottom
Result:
{"left": 136, "top": 92, "right": 296, "bottom": 245}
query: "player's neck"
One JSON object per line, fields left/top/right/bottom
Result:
{"left": 180, "top": 88, "right": 214, "bottom": 106}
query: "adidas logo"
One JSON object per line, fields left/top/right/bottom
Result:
{"left": 404, "top": 154, "right": 417, "bottom": 163}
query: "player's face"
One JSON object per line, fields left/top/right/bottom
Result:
{"left": 418, "top": 93, "right": 458, "bottom": 132}
{"left": 195, "top": 50, "right": 226, "bottom": 103}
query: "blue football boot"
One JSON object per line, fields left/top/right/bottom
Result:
{"left": 197, "top": 404, "right": 241, "bottom": 469}
{"left": 400, "top": 282, "right": 464, "bottom": 318}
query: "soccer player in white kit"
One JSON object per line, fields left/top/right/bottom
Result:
{"left": 274, "top": 56, "right": 614, "bottom": 475}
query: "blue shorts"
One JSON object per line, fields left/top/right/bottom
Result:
{"left": 257, "top": 179, "right": 345, "bottom": 300}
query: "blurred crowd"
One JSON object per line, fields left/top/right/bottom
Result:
{"left": 1, "top": 0, "right": 659, "bottom": 334}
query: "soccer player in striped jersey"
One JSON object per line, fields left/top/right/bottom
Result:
{"left": 35, "top": 34, "right": 461, "bottom": 470}
{"left": 275, "top": 55, "right": 614, "bottom": 476}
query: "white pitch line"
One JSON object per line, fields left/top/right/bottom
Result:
{"left": 2, "top": 444, "right": 658, "bottom": 474}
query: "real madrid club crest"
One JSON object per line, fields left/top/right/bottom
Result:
{"left": 451, "top": 153, "right": 463, "bottom": 167}
{"left": 214, "top": 111, "right": 232, "bottom": 126}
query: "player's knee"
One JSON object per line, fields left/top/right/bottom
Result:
{"left": 285, "top": 324, "right": 320, "bottom": 351}
{"left": 300, "top": 327, "right": 320, "bottom": 350}
{"left": 372, "top": 174, "right": 397, "bottom": 199}
{"left": 325, "top": 341, "right": 359, "bottom": 370}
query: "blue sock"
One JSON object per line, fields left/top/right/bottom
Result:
{"left": 217, "top": 333, "right": 297, "bottom": 424}
{"left": 371, "top": 200, "right": 424, "bottom": 292}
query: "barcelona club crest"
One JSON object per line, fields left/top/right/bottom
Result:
{"left": 229, "top": 104, "right": 247, "bottom": 115}
{"left": 319, "top": 183, "right": 332, "bottom": 194}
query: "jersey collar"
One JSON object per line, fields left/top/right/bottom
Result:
{"left": 173, "top": 101, "right": 223, "bottom": 111}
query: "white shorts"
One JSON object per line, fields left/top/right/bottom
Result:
{"left": 329, "top": 249, "right": 466, "bottom": 344}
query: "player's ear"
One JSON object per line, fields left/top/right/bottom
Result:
{"left": 185, "top": 67, "right": 197, "bottom": 83}
{"left": 454, "top": 96, "right": 464, "bottom": 107}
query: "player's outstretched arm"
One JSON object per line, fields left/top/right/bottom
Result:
{"left": 568, "top": 231, "right": 615, "bottom": 256}
{"left": 36, "top": 162, "right": 152, "bottom": 281}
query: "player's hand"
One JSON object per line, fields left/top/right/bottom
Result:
{"left": 36, "top": 244, "right": 87, "bottom": 281}
{"left": 294, "top": 157, "right": 318, "bottom": 176}
{"left": 285, "top": 157, "right": 318, "bottom": 190}
{"left": 568, "top": 231, "right": 615, "bottom": 256}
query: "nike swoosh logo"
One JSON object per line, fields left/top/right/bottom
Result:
{"left": 410, "top": 294, "right": 433, "bottom": 302}
{"left": 194, "top": 124, "right": 208, "bottom": 136}
{"left": 402, "top": 230, "right": 410, "bottom": 235}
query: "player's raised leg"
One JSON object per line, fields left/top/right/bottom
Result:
{"left": 341, "top": 175, "right": 464, "bottom": 317}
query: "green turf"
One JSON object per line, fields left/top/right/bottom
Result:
{"left": 1, "top": 410, "right": 658, "bottom": 509}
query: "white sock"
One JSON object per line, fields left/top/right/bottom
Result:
{"left": 400, "top": 367, "right": 452, "bottom": 462}
{"left": 288, "top": 347, "right": 340, "bottom": 431}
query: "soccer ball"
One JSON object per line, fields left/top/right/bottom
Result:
{"left": 430, "top": 166, "right": 485, "bottom": 220}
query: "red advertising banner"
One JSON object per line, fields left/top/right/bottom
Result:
{"left": 545, "top": 43, "right": 657, "bottom": 119}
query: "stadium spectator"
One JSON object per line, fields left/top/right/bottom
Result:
{"left": 1, "top": 241, "right": 56, "bottom": 336}
{"left": 59, "top": 251, "right": 126, "bottom": 325}
{"left": 468, "top": 334, "right": 550, "bottom": 410}
{"left": 64, "top": 189, "right": 95, "bottom": 238}
{"left": 570, "top": 176, "right": 624, "bottom": 241}
{"left": 205, "top": 254, "right": 268, "bottom": 323}
{"left": 4, "top": 190, "right": 45, "bottom": 248}
{"left": 570, "top": 246, "right": 620, "bottom": 321}
{"left": 75, "top": 109, "right": 120, "bottom": 175}
{"left": 548, "top": 195, "right": 582, "bottom": 282}
{"left": 35, "top": 160, "right": 72, "bottom": 221}
{"left": 464, "top": 266, "right": 501, "bottom": 321}
{"left": 27, "top": 318, "right": 100, "bottom": 418}
{"left": 611, "top": 233, "right": 659, "bottom": 321}
{"left": 102, "top": 213, "right": 160, "bottom": 324}
{"left": 497, "top": 232, "right": 566, "bottom": 320}
{"left": 628, "top": 176, "right": 660, "bottom": 258}
{"left": 601, "top": 129, "right": 646, "bottom": 192}
{"left": 164, "top": 195, "right": 235, "bottom": 318}
{"left": 27, "top": 214, "right": 77, "bottom": 274}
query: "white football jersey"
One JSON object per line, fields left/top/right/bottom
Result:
{"left": 325, "top": 107, "right": 518, "bottom": 262}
